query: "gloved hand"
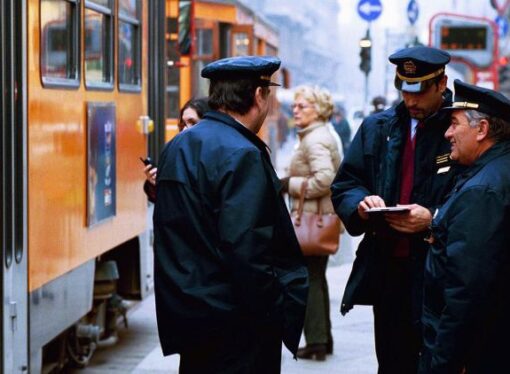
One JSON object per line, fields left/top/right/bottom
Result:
{"left": 280, "top": 177, "right": 290, "bottom": 193}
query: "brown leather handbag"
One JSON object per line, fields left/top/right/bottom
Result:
{"left": 291, "top": 180, "right": 341, "bottom": 256}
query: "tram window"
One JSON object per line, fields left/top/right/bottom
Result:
{"left": 40, "top": 0, "right": 80, "bottom": 88}
{"left": 196, "top": 29, "right": 213, "bottom": 56}
{"left": 118, "top": 0, "right": 141, "bottom": 92}
{"left": 233, "top": 33, "right": 249, "bottom": 56}
{"left": 166, "top": 40, "right": 180, "bottom": 119}
{"left": 193, "top": 28, "right": 214, "bottom": 97}
{"left": 84, "top": 0, "right": 114, "bottom": 89}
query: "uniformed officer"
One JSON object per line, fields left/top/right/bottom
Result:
{"left": 330, "top": 46, "right": 462, "bottom": 373}
{"left": 153, "top": 56, "right": 308, "bottom": 374}
{"left": 420, "top": 80, "right": 510, "bottom": 374}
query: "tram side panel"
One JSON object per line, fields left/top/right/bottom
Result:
{"left": 27, "top": 0, "right": 151, "bottom": 370}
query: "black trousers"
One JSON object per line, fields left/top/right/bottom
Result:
{"left": 303, "top": 256, "right": 332, "bottom": 345}
{"left": 179, "top": 320, "right": 282, "bottom": 374}
{"left": 373, "top": 257, "right": 422, "bottom": 374}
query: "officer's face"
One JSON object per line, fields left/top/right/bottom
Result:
{"left": 401, "top": 76, "right": 447, "bottom": 120}
{"left": 292, "top": 96, "right": 318, "bottom": 128}
{"left": 445, "top": 110, "right": 481, "bottom": 165}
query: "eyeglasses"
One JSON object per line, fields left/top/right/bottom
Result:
{"left": 291, "top": 103, "right": 312, "bottom": 110}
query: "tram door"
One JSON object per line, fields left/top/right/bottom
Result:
{"left": 1, "top": 0, "right": 28, "bottom": 372}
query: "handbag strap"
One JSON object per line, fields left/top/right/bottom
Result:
{"left": 294, "top": 180, "right": 307, "bottom": 226}
{"left": 295, "top": 179, "right": 323, "bottom": 228}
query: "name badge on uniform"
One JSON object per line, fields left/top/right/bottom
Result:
{"left": 437, "top": 166, "right": 450, "bottom": 174}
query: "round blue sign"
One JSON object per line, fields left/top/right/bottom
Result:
{"left": 357, "top": 0, "right": 383, "bottom": 22}
{"left": 407, "top": 0, "right": 419, "bottom": 25}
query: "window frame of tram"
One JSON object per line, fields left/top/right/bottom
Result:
{"left": 84, "top": 0, "right": 114, "bottom": 90}
{"left": 40, "top": 0, "right": 81, "bottom": 89}
{"left": 193, "top": 24, "right": 216, "bottom": 98}
{"left": 118, "top": 0, "right": 142, "bottom": 93}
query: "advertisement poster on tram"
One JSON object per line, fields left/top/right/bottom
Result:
{"left": 87, "top": 102, "right": 116, "bottom": 226}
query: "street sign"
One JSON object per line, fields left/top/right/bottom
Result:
{"left": 407, "top": 0, "right": 419, "bottom": 25}
{"left": 496, "top": 15, "right": 508, "bottom": 37}
{"left": 357, "top": 0, "right": 383, "bottom": 22}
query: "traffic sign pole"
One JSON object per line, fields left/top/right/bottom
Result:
{"left": 357, "top": 0, "right": 382, "bottom": 112}
{"left": 490, "top": 0, "right": 510, "bottom": 15}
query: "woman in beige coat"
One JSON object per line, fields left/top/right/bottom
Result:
{"left": 281, "top": 85, "right": 342, "bottom": 361}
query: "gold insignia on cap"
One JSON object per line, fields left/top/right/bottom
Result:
{"left": 403, "top": 61, "right": 417, "bottom": 75}
{"left": 396, "top": 67, "right": 445, "bottom": 83}
{"left": 452, "top": 102, "right": 480, "bottom": 109}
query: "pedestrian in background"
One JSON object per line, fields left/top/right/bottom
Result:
{"left": 281, "top": 85, "right": 341, "bottom": 361}
{"left": 371, "top": 95, "right": 387, "bottom": 114}
{"left": 420, "top": 80, "right": 510, "bottom": 374}
{"left": 331, "top": 107, "right": 352, "bottom": 154}
{"left": 142, "top": 97, "right": 209, "bottom": 203}
{"left": 153, "top": 56, "right": 308, "bottom": 374}
{"left": 330, "top": 46, "right": 462, "bottom": 373}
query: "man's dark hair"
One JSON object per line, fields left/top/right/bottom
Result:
{"left": 208, "top": 79, "right": 269, "bottom": 115}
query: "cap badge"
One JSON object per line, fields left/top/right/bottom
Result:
{"left": 403, "top": 61, "right": 417, "bottom": 75}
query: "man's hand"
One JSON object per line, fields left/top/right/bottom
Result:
{"left": 144, "top": 165, "right": 158, "bottom": 186}
{"left": 385, "top": 204, "right": 432, "bottom": 233}
{"left": 357, "top": 195, "right": 386, "bottom": 220}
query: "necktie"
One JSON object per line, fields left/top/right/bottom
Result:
{"left": 393, "top": 122, "right": 420, "bottom": 257}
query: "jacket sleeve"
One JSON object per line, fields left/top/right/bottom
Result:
{"left": 288, "top": 141, "right": 337, "bottom": 200}
{"left": 143, "top": 180, "right": 157, "bottom": 203}
{"left": 216, "top": 149, "right": 282, "bottom": 320}
{"left": 430, "top": 187, "right": 508, "bottom": 373}
{"left": 330, "top": 123, "right": 374, "bottom": 236}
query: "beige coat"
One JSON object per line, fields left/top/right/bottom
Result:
{"left": 288, "top": 121, "right": 341, "bottom": 214}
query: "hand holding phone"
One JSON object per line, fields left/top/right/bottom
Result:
{"left": 140, "top": 156, "right": 155, "bottom": 167}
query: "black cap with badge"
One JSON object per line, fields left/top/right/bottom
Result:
{"left": 389, "top": 46, "right": 451, "bottom": 93}
{"left": 442, "top": 79, "right": 510, "bottom": 119}
{"left": 201, "top": 55, "right": 281, "bottom": 86}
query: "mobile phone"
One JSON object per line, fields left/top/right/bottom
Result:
{"left": 140, "top": 156, "right": 154, "bottom": 166}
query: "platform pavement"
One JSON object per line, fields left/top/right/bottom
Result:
{"left": 75, "top": 241, "right": 377, "bottom": 374}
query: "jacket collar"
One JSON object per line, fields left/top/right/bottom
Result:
{"left": 296, "top": 121, "right": 326, "bottom": 138}
{"left": 453, "top": 140, "right": 510, "bottom": 191}
{"left": 203, "top": 110, "right": 271, "bottom": 157}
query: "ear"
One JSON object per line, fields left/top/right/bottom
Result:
{"left": 439, "top": 75, "right": 448, "bottom": 93}
{"left": 476, "top": 119, "right": 490, "bottom": 141}
{"left": 254, "top": 87, "right": 264, "bottom": 108}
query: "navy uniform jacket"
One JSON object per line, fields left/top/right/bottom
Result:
{"left": 153, "top": 111, "right": 308, "bottom": 356}
{"left": 331, "top": 90, "right": 461, "bottom": 319}
{"left": 421, "top": 141, "right": 510, "bottom": 374}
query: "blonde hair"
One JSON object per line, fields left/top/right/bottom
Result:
{"left": 294, "top": 85, "right": 334, "bottom": 121}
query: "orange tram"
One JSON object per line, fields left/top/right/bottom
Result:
{"left": 1, "top": 0, "right": 281, "bottom": 372}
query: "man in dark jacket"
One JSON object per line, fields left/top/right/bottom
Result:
{"left": 330, "top": 46, "right": 461, "bottom": 373}
{"left": 420, "top": 80, "right": 510, "bottom": 374}
{"left": 153, "top": 56, "right": 308, "bottom": 373}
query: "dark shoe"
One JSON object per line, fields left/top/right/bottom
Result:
{"left": 326, "top": 340, "right": 333, "bottom": 355}
{"left": 296, "top": 344, "right": 327, "bottom": 361}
